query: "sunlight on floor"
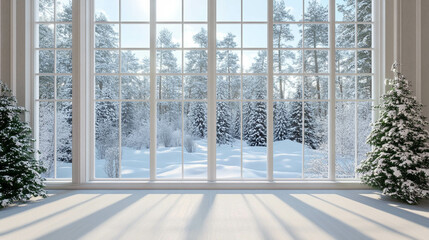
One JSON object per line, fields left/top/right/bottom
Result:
{"left": 0, "top": 190, "right": 428, "bottom": 240}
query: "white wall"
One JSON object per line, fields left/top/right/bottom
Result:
{"left": 1, "top": 0, "right": 10, "bottom": 87}
{"left": 422, "top": 0, "right": 429, "bottom": 119}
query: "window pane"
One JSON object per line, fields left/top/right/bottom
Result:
{"left": 156, "top": 50, "right": 182, "bottom": 73}
{"left": 336, "top": 24, "right": 355, "bottom": 48}
{"left": 37, "top": 24, "right": 54, "bottom": 48}
{"left": 56, "top": 0, "right": 72, "bottom": 22}
{"left": 184, "top": 102, "right": 208, "bottom": 178}
{"left": 243, "top": 24, "right": 267, "bottom": 48}
{"left": 57, "top": 76, "right": 73, "bottom": 99}
{"left": 273, "top": 50, "right": 302, "bottom": 73}
{"left": 156, "top": 76, "right": 182, "bottom": 100}
{"left": 184, "top": 50, "right": 208, "bottom": 73}
{"left": 39, "top": 101, "right": 55, "bottom": 178}
{"left": 56, "top": 101, "right": 72, "bottom": 178}
{"left": 243, "top": 76, "right": 267, "bottom": 100}
{"left": 95, "top": 101, "right": 120, "bottom": 178}
{"left": 303, "top": 24, "right": 329, "bottom": 48}
{"left": 37, "top": 50, "right": 55, "bottom": 73}
{"left": 336, "top": 102, "right": 356, "bottom": 178}
{"left": 357, "top": 0, "right": 372, "bottom": 22}
{"left": 273, "top": 24, "right": 302, "bottom": 48}
{"left": 274, "top": 0, "right": 303, "bottom": 22}
{"left": 121, "top": 102, "right": 150, "bottom": 178}
{"left": 38, "top": 0, "right": 54, "bottom": 22}
{"left": 184, "top": 24, "right": 208, "bottom": 48}
{"left": 121, "top": 0, "right": 150, "bottom": 22}
{"left": 56, "top": 24, "right": 72, "bottom": 48}
{"left": 217, "top": 0, "right": 241, "bottom": 22}
{"left": 157, "top": 25, "right": 182, "bottom": 48}
{"left": 56, "top": 50, "right": 73, "bottom": 73}
{"left": 304, "top": 0, "right": 329, "bottom": 22}
{"left": 357, "top": 50, "right": 372, "bottom": 73}
{"left": 357, "top": 102, "right": 372, "bottom": 167}
{"left": 243, "top": 50, "right": 267, "bottom": 73}
{"left": 336, "top": 76, "right": 355, "bottom": 99}
{"left": 336, "top": 50, "right": 355, "bottom": 73}
{"left": 243, "top": 101, "right": 267, "bottom": 178}
{"left": 216, "top": 50, "right": 241, "bottom": 73}
{"left": 336, "top": 0, "right": 355, "bottom": 22}
{"left": 304, "top": 76, "right": 328, "bottom": 99}
{"left": 357, "top": 76, "right": 372, "bottom": 99}
{"left": 121, "top": 50, "right": 150, "bottom": 73}
{"left": 216, "top": 76, "right": 241, "bottom": 100}
{"left": 121, "top": 24, "right": 150, "bottom": 48}
{"left": 95, "top": 76, "right": 119, "bottom": 99}
{"left": 184, "top": 0, "right": 207, "bottom": 21}
{"left": 121, "top": 76, "right": 150, "bottom": 100}
{"left": 357, "top": 24, "right": 372, "bottom": 48}
{"left": 95, "top": 50, "right": 119, "bottom": 73}
{"left": 274, "top": 75, "right": 302, "bottom": 100}
{"left": 95, "top": 24, "right": 119, "bottom": 48}
{"left": 95, "top": 0, "right": 119, "bottom": 22}
{"left": 304, "top": 50, "right": 328, "bottom": 73}
{"left": 157, "top": 102, "right": 182, "bottom": 178}
{"left": 304, "top": 102, "right": 328, "bottom": 178}
{"left": 216, "top": 102, "right": 241, "bottom": 179}
{"left": 184, "top": 76, "right": 207, "bottom": 99}
{"left": 243, "top": 0, "right": 267, "bottom": 21}
{"left": 38, "top": 76, "right": 55, "bottom": 99}
{"left": 217, "top": 24, "right": 241, "bottom": 48}
{"left": 157, "top": 0, "right": 182, "bottom": 21}
{"left": 274, "top": 101, "right": 302, "bottom": 178}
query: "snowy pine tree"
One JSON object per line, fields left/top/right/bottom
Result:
{"left": 357, "top": 64, "right": 429, "bottom": 204}
{"left": 0, "top": 81, "right": 46, "bottom": 208}
{"left": 216, "top": 102, "right": 233, "bottom": 145}
{"left": 246, "top": 101, "right": 267, "bottom": 146}
{"left": 274, "top": 102, "right": 289, "bottom": 141}
{"left": 187, "top": 102, "right": 207, "bottom": 138}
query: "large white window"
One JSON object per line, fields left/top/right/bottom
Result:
{"left": 34, "top": 0, "right": 73, "bottom": 179}
{"left": 33, "top": 0, "right": 377, "bottom": 182}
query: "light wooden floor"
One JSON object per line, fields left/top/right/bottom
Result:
{"left": 0, "top": 190, "right": 428, "bottom": 240}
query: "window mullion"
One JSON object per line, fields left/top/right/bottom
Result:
{"left": 207, "top": 0, "right": 217, "bottom": 181}
{"left": 328, "top": 0, "right": 336, "bottom": 180}
{"left": 149, "top": 0, "right": 157, "bottom": 180}
{"left": 267, "top": 0, "right": 274, "bottom": 181}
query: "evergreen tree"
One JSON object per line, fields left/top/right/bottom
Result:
{"left": 216, "top": 102, "right": 233, "bottom": 145}
{"left": 274, "top": 102, "right": 288, "bottom": 141}
{"left": 357, "top": 64, "right": 429, "bottom": 204}
{"left": 187, "top": 102, "right": 207, "bottom": 138}
{"left": 0, "top": 82, "right": 46, "bottom": 208}
{"left": 246, "top": 101, "right": 267, "bottom": 146}
{"left": 216, "top": 33, "right": 240, "bottom": 145}
{"left": 245, "top": 51, "right": 267, "bottom": 146}
{"left": 287, "top": 90, "right": 320, "bottom": 149}
{"left": 184, "top": 28, "right": 208, "bottom": 139}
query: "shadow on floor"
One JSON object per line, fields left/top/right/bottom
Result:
{"left": 0, "top": 189, "right": 427, "bottom": 240}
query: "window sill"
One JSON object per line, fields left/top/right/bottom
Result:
{"left": 45, "top": 180, "right": 370, "bottom": 190}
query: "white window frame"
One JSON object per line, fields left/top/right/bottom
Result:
{"left": 28, "top": 0, "right": 385, "bottom": 188}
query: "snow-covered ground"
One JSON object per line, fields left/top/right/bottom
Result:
{"left": 56, "top": 139, "right": 329, "bottom": 179}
